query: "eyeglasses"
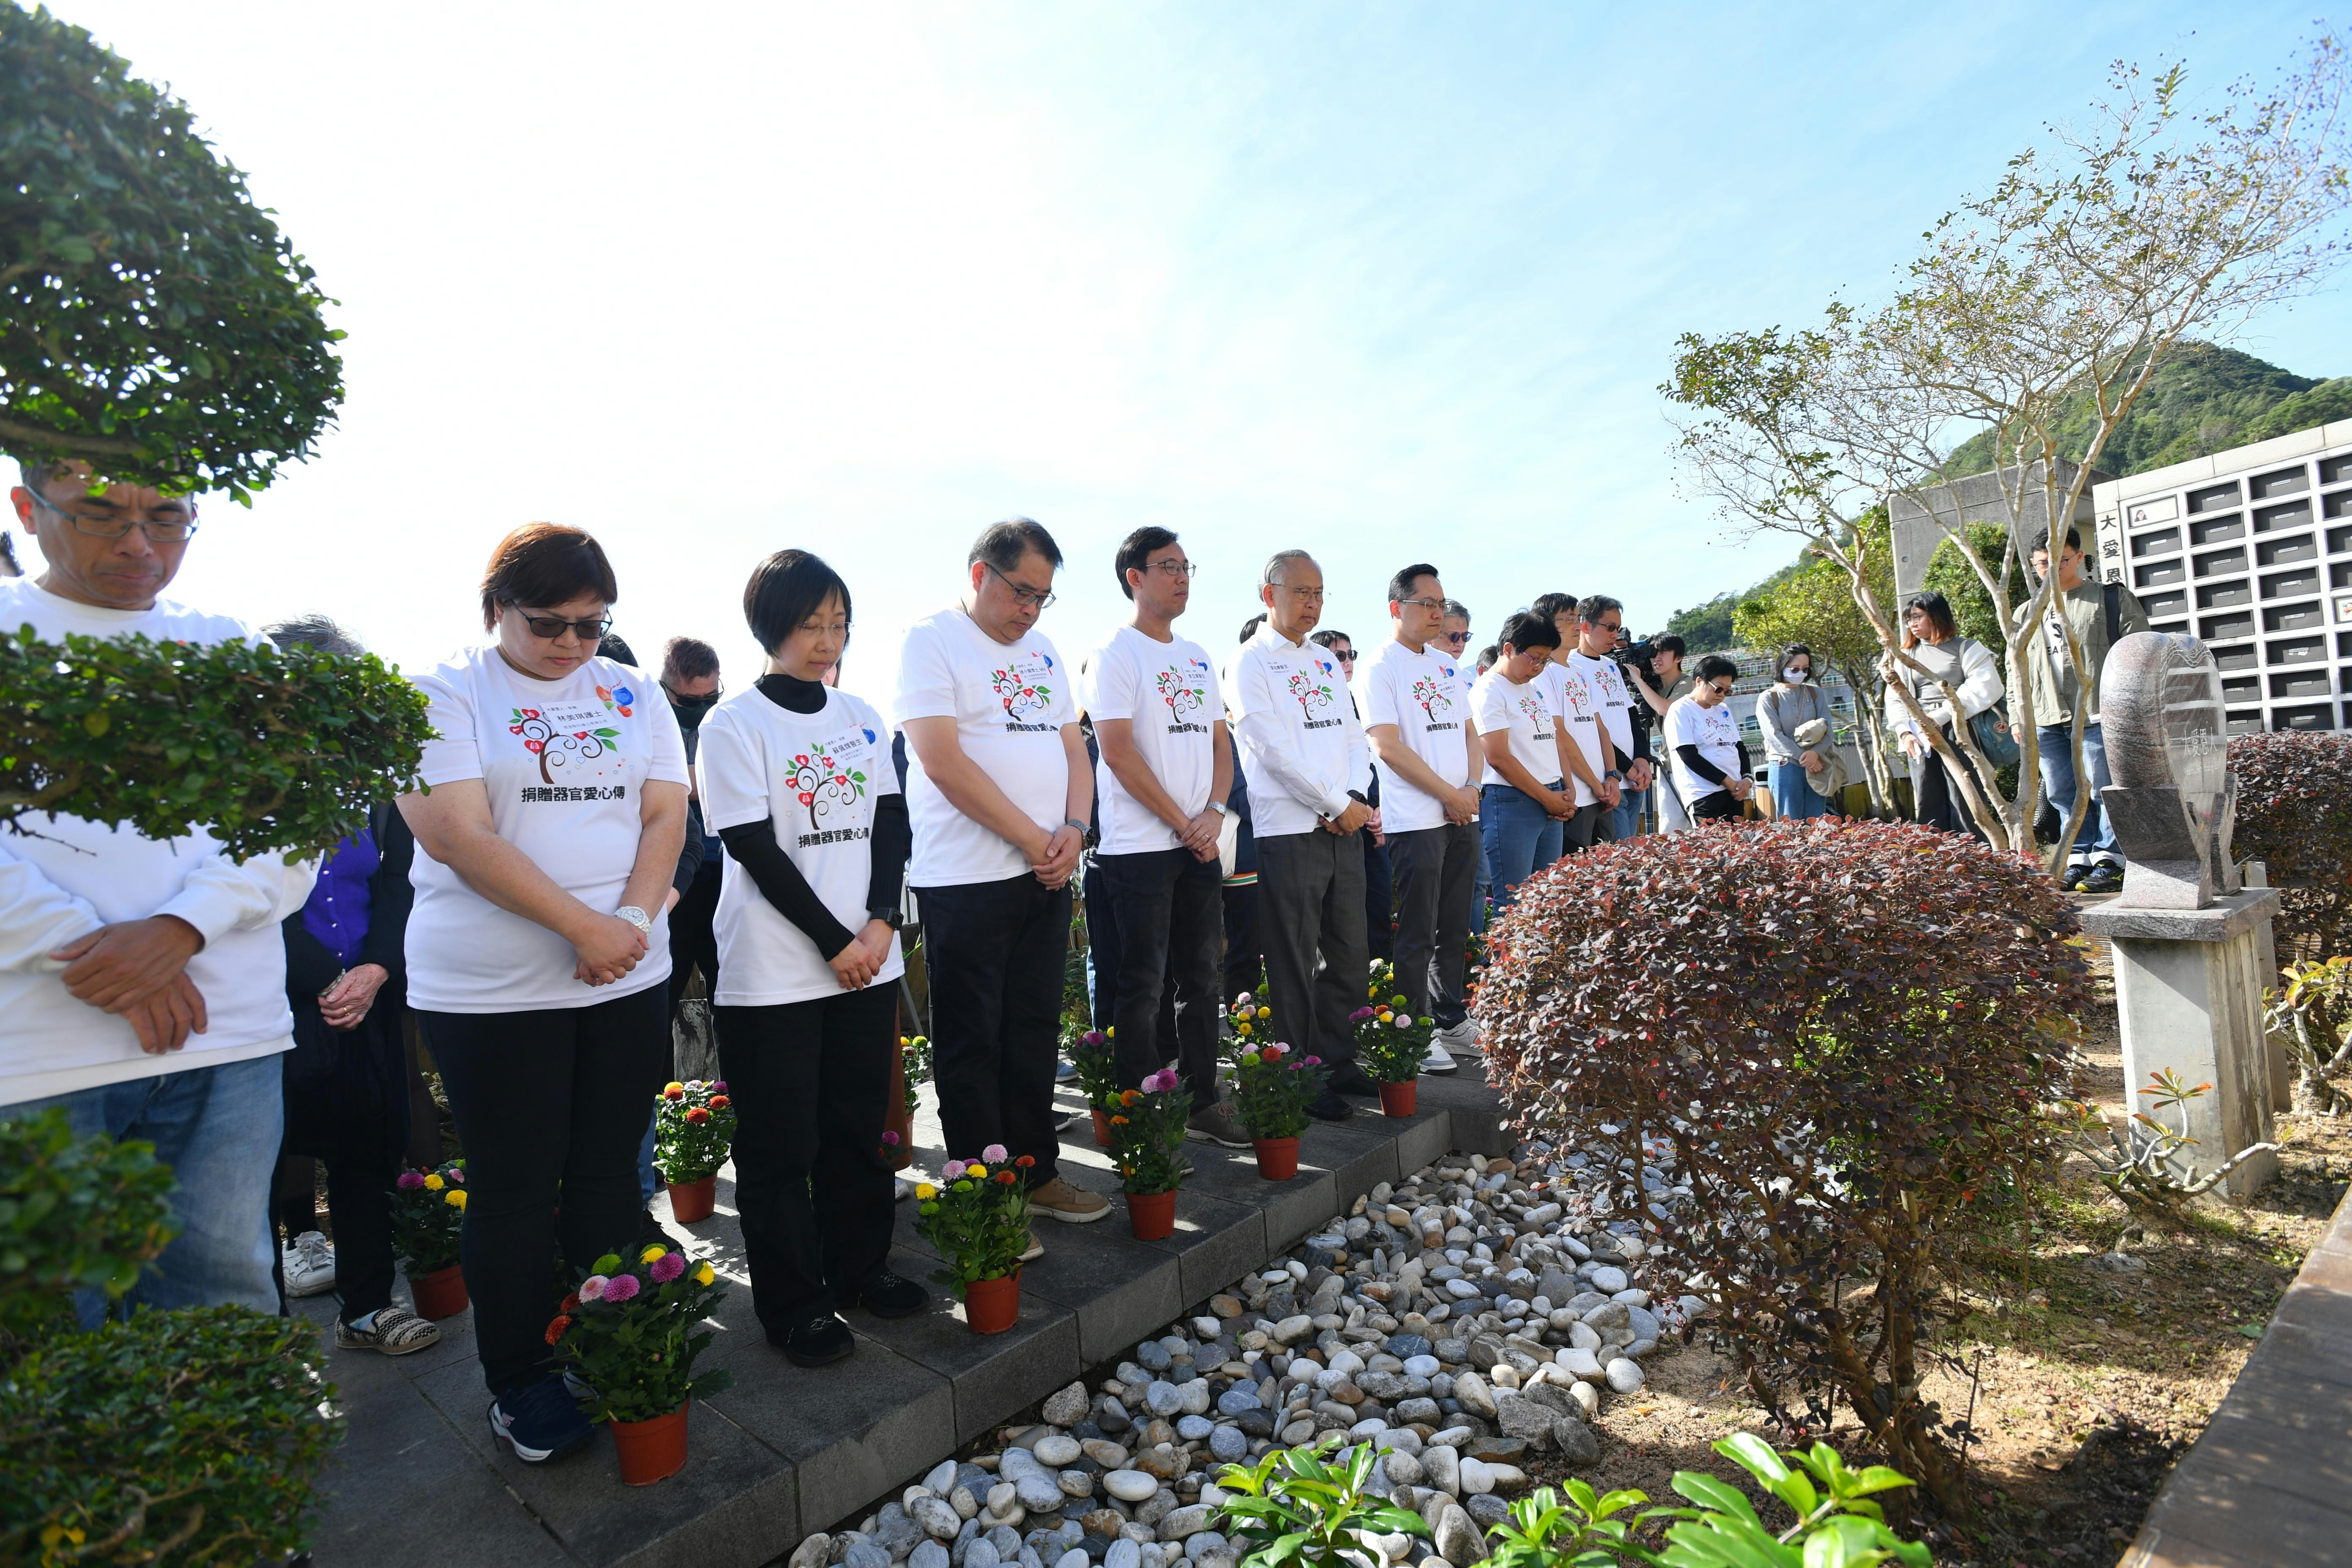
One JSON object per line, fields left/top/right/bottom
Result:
{"left": 1147, "top": 559, "right": 1198, "bottom": 580}
{"left": 1396, "top": 596, "right": 1446, "bottom": 612}
{"left": 1592, "top": 618, "right": 1622, "bottom": 634}
{"left": 1332, "top": 649, "right": 1357, "bottom": 663}
{"left": 514, "top": 609, "right": 612, "bottom": 642}
{"left": 1707, "top": 681, "right": 1734, "bottom": 697}
{"left": 1439, "top": 629, "right": 1470, "bottom": 645}
{"left": 23, "top": 490, "right": 199, "bottom": 542}
{"left": 663, "top": 681, "right": 723, "bottom": 709}
{"left": 1274, "top": 585, "right": 1325, "bottom": 601}
{"left": 984, "top": 561, "right": 1057, "bottom": 610}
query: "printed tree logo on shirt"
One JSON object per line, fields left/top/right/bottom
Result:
{"left": 1287, "top": 669, "right": 1334, "bottom": 715}
{"left": 991, "top": 665, "right": 1053, "bottom": 721}
{"left": 1156, "top": 665, "right": 1206, "bottom": 724}
{"left": 1516, "top": 691, "right": 1548, "bottom": 724}
{"left": 1411, "top": 675, "right": 1456, "bottom": 721}
{"left": 509, "top": 707, "right": 619, "bottom": 785}
{"left": 788, "top": 741, "right": 867, "bottom": 828}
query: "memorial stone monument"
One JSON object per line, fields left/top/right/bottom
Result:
{"left": 2078, "top": 632, "right": 2282, "bottom": 1200}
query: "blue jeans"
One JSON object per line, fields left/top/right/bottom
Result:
{"left": 1771, "top": 761, "right": 1832, "bottom": 820}
{"left": 638, "top": 1111, "right": 660, "bottom": 1202}
{"left": 1609, "top": 785, "right": 1646, "bottom": 841}
{"left": 2038, "top": 722, "right": 2118, "bottom": 863}
{"left": 1482, "top": 784, "right": 1565, "bottom": 910}
{"left": 4, "top": 1054, "right": 285, "bottom": 1324}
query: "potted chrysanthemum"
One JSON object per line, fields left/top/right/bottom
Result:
{"left": 1107, "top": 1069, "right": 1189, "bottom": 1239}
{"left": 1228, "top": 1043, "right": 1326, "bottom": 1180}
{"left": 546, "top": 1241, "right": 733, "bottom": 1485}
{"left": 1352, "top": 994, "right": 1434, "bottom": 1117}
{"left": 1224, "top": 991, "right": 1274, "bottom": 1059}
{"left": 1068, "top": 1029, "right": 1121, "bottom": 1146}
{"left": 653, "top": 1079, "right": 735, "bottom": 1222}
{"left": 390, "top": 1157, "right": 469, "bottom": 1319}
{"left": 913, "top": 1144, "right": 1033, "bottom": 1334}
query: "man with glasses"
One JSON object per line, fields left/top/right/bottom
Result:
{"left": 1078, "top": 529, "right": 1245, "bottom": 1146}
{"left": 1563, "top": 596, "right": 1651, "bottom": 842}
{"left": 896, "top": 519, "right": 1110, "bottom": 1234}
{"left": 1230, "top": 551, "right": 1375, "bottom": 1121}
{"left": 1357, "top": 566, "right": 1482, "bottom": 1064}
{"left": 1312, "top": 629, "right": 1395, "bottom": 969}
{"left": 1437, "top": 601, "right": 1473, "bottom": 663}
{"left": 1, "top": 457, "right": 316, "bottom": 1320}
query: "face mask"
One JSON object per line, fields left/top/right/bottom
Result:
{"left": 1784, "top": 669, "right": 1810, "bottom": 684}
{"left": 668, "top": 690, "right": 720, "bottom": 730}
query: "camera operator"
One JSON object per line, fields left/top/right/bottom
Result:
{"left": 1620, "top": 634, "right": 1689, "bottom": 831}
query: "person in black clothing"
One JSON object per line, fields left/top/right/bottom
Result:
{"left": 264, "top": 615, "right": 438, "bottom": 1355}
{"left": 661, "top": 635, "right": 726, "bottom": 1013}
{"left": 696, "top": 550, "right": 924, "bottom": 1367}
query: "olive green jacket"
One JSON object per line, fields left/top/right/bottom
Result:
{"left": 2008, "top": 577, "right": 2148, "bottom": 729}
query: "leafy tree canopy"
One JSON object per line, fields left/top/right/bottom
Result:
{"left": 1920, "top": 521, "right": 2027, "bottom": 649}
{"left": 1663, "top": 593, "right": 1740, "bottom": 653}
{"left": 0, "top": 4, "right": 343, "bottom": 497}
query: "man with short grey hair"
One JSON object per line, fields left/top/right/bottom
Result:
{"left": 1228, "top": 550, "right": 1375, "bottom": 1120}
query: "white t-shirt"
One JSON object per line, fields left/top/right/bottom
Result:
{"left": 1542, "top": 661, "right": 1605, "bottom": 807}
{"left": 893, "top": 608, "right": 1076, "bottom": 887}
{"left": 697, "top": 687, "right": 906, "bottom": 1006}
{"left": 0, "top": 580, "right": 315, "bottom": 1103}
{"left": 407, "top": 646, "right": 689, "bottom": 1012}
{"left": 1228, "top": 623, "right": 1370, "bottom": 839}
{"left": 1470, "top": 667, "right": 1559, "bottom": 791}
{"left": 1355, "top": 639, "right": 1474, "bottom": 834}
{"left": 1665, "top": 695, "right": 1742, "bottom": 803}
{"left": 1079, "top": 626, "right": 1223, "bottom": 856}
{"left": 1564, "top": 651, "right": 1634, "bottom": 771}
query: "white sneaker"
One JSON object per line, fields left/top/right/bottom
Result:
{"left": 895, "top": 1176, "right": 915, "bottom": 1202}
{"left": 1419, "top": 1042, "right": 1459, "bottom": 1075}
{"left": 1437, "top": 1019, "right": 1481, "bottom": 1052}
{"left": 283, "top": 1230, "right": 337, "bottom": 1297}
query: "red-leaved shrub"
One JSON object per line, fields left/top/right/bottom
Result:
{"left": 1474, "top": 819, "right": 2089, "bottom": 1513}
{"left": 2228, "top": 731, "right": 2352, "bottom": 965}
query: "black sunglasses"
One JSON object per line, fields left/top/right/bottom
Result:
{"left": 514, "top": 609, "right": 612, "bottom": 642}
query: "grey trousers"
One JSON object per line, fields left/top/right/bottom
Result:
{"left": 1253, "top": 828, "right": 1369, "bottom": 1067}
{"left": 1387, "top": 822, "right": 1478, "bottom": 1029}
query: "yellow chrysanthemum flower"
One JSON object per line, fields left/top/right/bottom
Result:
{"left": 445, "top": 1190, "right": 467, "bottom": 1210}
{"left": 640, "top": 1244, "right": 667, "bottom": 1265}
{"left": 916, "top": 1182, "right": 937, "bottom": 1200}
{"left": 693, "top": 1261, "right": 716, "bottom": 1287}
{"left": 967, "top": 1164, "right": 989, "bottom": 1180}
{"left": 422, "top": 1173, "right": 444, "bottom": 1191}
{"left": 664, "top": 1081, "right": 686, "bottom": 1095}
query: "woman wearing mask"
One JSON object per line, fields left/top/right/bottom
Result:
{"left": 695, "top": 550, "right": 923, "bottom": 1367}
{"left": 399, "top": 524, "right": 690, "bottom": 1465}
{"left": 1756, "top": 643, "right": 1835, "bottom": 822}
{"left": 1884, "top": 591, "right": 2004, "bottom": 839}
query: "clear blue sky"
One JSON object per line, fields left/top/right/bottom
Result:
{"left": 30, "top": 1, "right": 2352, "bottom": 693}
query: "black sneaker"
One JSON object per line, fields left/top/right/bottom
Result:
{"left": 487, "top": 1376, "right": 594, "bottom": 1464}
{"left": 773, "top": 1311, "right": 855, "bottom": 1367}
{"left": 849, "top": 1270, "right": 928, "bottom": 1319}
{"left": 1052, "top": 1108, "right": 1079, "bottom": 1133}
{"left": 1326, "top": 1062, "right": 1380, "bottom": 1097}
{"left": 1306, "top": 1089, "right": 1354, "bottom": 1122}
{"left": 2061, "top": 863, "right": 2090, "bottom": 891}
{"left": 2078, "top": 863, "right": 2124, "bottom": 895}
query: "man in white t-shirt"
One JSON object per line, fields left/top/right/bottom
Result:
{"left": 1357, "top": 564, "right": 1484, "bottom": 1058}
{"left": 1078, "top": 529, "right": 1245, "bottom": 1147}
{"left": 1229, "top": 550, "right": 1376, "bottom": 1121}
{"left": 1, "top": 456, "right": 316, "bottom": 1319}
{"left": 1562, "top": 594, "right": 1652, "bottom": 843}
{"left": 1470, "top": 612, "right": 1592, "bottom": 908}
{"left": 896, "top": 519, "right": 1109, "bottom": 1227}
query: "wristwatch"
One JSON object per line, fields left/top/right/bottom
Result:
{"left": 1063, "top": 818, "right": 1088, "bottom": 835}
{"left": 613, "top": 906, "right": 653, "bottom": 938}
{"left": 868, "top": 906, "right": 903, "bottom": 931}
{"left": 1206, "top": 800, "right": 1231, "bottom": 818}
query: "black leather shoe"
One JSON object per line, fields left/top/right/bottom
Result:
{"left": 1305, "top": 1089, "right": 1354, "bottom": 1122}
{"left": 2078, "top": 863, "right": 2124, "bottom": 895}
{"left": 773, "top": 1311, "right": 854, "bottom": 1366}
{"left": 849, "top": 1270, "right": 928, "bottom": 1319}
{"left": 1326, "top": 1062, "right": 1380, "bottom": 1097}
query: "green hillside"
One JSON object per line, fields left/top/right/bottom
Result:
{"left": 1662, "top": 341, "right": 2351, "bottom": 640}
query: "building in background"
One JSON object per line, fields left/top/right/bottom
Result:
{"left": 2093, "top": 422, "right": 2352, "bottom": 734}
{"left": 1889, "top": 459, "right": 2107, "bottom": 600}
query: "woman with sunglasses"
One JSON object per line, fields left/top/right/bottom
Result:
{"left": 398, "top": 523, "right": 690, "bottom": 1467}
{"left": 1663, "top": 654, "right": 1755, "bottom": 823}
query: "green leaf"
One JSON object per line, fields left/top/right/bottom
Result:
{"left": 1841, "top": 1467, "right": 1916, "bottom": 1498}
{"left": 1673, "top": 1473, "right": 1765, "bottom": 1529}
{"left": 1717, "top": 1432, "right": 1794, "bottom": 1487}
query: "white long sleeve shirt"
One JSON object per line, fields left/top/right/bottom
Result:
{"left": 0, "top": 580, "right": 316, "bottom": 1105}
{"left": 1228, "top": 622, "right": 1371, "bottom": 839}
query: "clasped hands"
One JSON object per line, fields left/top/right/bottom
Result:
{"left": 50, "top": 916, "right": 208, "bottom": 1055}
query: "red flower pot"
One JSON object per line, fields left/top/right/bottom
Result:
{"left": 965, "top": 1269, "right": 1022, "bottom": 1335}
{"left": 611, "top": 1401, "right": 690, "bottom": 1486}
{"left": 1254, "top": 1137, "right": 1299, "bottom": 1181}
{"left": 408, "top": 1263, "right": 468, "bottom": 1321}
{"left": 1377, "top": 1081, "right": 1418, "bottom": 1118}
{"left": 1127, "top": 1189, "right": 1176, "bottom": 1240}
{"left": 1092, "top": 1108, "right": 1112, "bottom": 1148}
{"left": 667, "top": 1176, "right": 716, "bottom": 1223}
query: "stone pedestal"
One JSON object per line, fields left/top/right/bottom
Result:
{"left": 2080, "top": 888, "right": 2281, "bottom": 1202}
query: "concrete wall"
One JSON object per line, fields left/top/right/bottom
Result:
{"left": 1888, "top": 460, "right": 2107, "bottom": 600}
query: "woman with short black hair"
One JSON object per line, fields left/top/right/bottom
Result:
{"left": 1665, "top": 653, "right": 1755, "bottom": 823}
{"left": 696, "top": 549, "right": 921, "bottom": 1367}
{"left": 397, "top": 522, "right": 690, "bottom": 1465}
{"left": 1886, "top": 591, "right": 2004, "bottom": 839}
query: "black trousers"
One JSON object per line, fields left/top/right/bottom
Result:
{"left": 418, "top": 986, "right": 670, "bottom": 1397}
{"left": 1362, "top": 833, "right": 1395, "bottom": 961}
{"left": 714, "top": 985, "right": 896, "bottom": 1331}
{"left": 917, "top": 874, "right": 1071, "bottom": 1184}
{"left": 1082, "top": 858, "right": 1175, "bottom": 1051}
{"left": 1096, "top": 848, "right": 1223, "bottom": 1106}
{"left": 1253, "top": 829, "right": 1368, "bottom": 1067}
{"left": 1690, "top": 789, "right": 1745, "bottom": 822}
{"left": 277, "top": 1000, "right": 408, "bottom": 1322}
{"left": 1386, "top": 822, "right": 1478, "bottom": 1030}
{"left": 1914, "top": 729, "right": 1989, "bottom": 841}
{"left": 1222, "top": 880, "right": 1263, "bottom": 1000}
{"left": 667, "top": 852, "right": 722, "bottom": 1015}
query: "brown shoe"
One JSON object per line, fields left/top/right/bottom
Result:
{"left": 1028, "top": 1177, "right": 1112, "bottom": 1224}
{"left": 1186, "top": 1101, "right": 1251, "bottom": 1148}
